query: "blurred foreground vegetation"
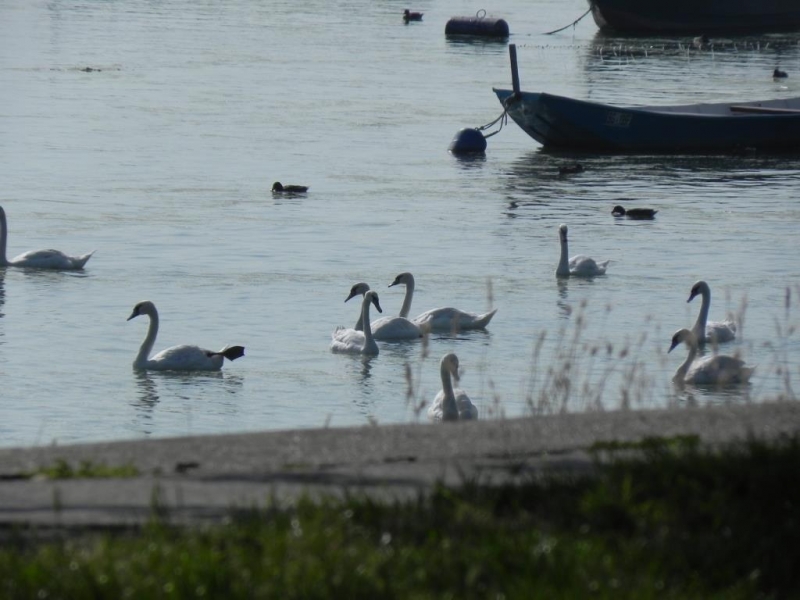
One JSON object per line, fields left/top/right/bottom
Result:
{"left": 1, "top": 435, "right": 799, "bottom": 599}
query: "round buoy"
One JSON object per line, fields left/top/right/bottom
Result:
{"left": 448, "top": 128, "right": 487, "bottom": 154}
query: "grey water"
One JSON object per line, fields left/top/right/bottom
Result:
{"left": 1, "top": 0, "right": 799, "bottom": 448}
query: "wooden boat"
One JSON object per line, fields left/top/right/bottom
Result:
{"left": 492, "top": 89, "right": 800, "bottom": 153}
{"left": 588, "top": 0, "right": 800, "bottom": 34}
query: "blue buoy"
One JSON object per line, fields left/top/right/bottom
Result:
{"left": 449, "top": 128, "right": 487, "bottom": 154}
{"left": 445, "top": 10, "right": 509, "bottom": 38}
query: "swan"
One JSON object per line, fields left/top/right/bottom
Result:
{"left": 331, "top": 290, "right": 382, "bottom": 355}
{"left": 127, "top": 301, "right": 245, "bottom": 371}
{"left": 668, "top": 328, "right": 754, "bottom": 386}
{"left": 555, "top": 224, "right": 609, "bottom": 278}
{"left": 427, "top": 353, "right": 478, "bottom": 422}
{"left": 0, "top": 206, "right": 94, "bottom": 270}
{"left": 389, "top": 272, "right": 497, "bottom": 332}
{"left": 688, "top": 280, "right": 736, "bottom": 345}
{"left": 344, "top": 282, "right": 422, "bottom": 341}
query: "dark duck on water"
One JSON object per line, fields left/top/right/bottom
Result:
{"left": 612, "top": 205, "right": 658, "bottom": 219}
{"left": 272, "top": 182, "right": 309, "bottom": 194}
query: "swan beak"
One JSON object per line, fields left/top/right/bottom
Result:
{"left": 126, "top": 311, "right": 138, "bottom": 321}
{"left": 344, "top": 291, "right": 358, "bottom": 302}
{"left": 371, "top": 296, "right": 383, "bottom": 313}
{"left": 668, "top": 339, "right": 679, "bottom": 353}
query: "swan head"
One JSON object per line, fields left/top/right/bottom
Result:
{"left": 558, "top": 224, "right": 568, "bottom": 243}
{"left": 441, "top": 352, "right": 460, "bottom": 382}
{"left": 365, "top": 290, "right": 382, "bottom": 314}
{"left": 345, "top": 282, "right": 370, "bottom": 302}
{"left": 127, "top": 300, "right": 156, "bottom": 321}
{"left": 612, "top": 205, "right": 626, "bottom": 216}
{"left": 389, "top": 272, "right": 414, "bottom": 288}
{"left": 687, "top": 280, "right": 710, "bottom": 303}
{"left": 669, "top": 328, "right": 698, "bottom": 353}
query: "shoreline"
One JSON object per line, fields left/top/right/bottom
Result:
{"left": 0, "top": 401, "right": 797, "bottom": 529}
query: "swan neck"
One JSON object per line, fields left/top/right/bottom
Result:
{"left": 556, "top": 234, "right": 569, "bottom": 276}
{"left": 440, "top": 362, "right": 457, "bottom": 418}
{"left": 361, "top": 297, "right": 374, "bottom": 346}
{"left": 135, "top": 310, "right": 159, "bottom": 368}
{"left": 675, "top": 340, "right": 697, "bottom": 381}
{"left": 399, "top": 278, "right": 414, "bottom": 319}
{"left": 0, "top": 208, "right": 7, "bottom": 266}
{"left": 692, "top": 288, "right": 711, "bottom": 337}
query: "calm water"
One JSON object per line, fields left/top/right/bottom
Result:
{"left": 1, "top": 0, "right": 799, "bottom": 448}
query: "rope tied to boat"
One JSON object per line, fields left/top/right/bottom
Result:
{"left": 544, "top": 4, "right": 593, "bottom": 35}
{"left": 475, "top": 108, "right": 508, "bottom": 138}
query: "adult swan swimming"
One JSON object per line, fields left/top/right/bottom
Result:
{"left": 345, "top": 282, "right": 422, "bottom": 340}
{"left": 127, "top": 301, "right": 245, "bottom": 371}
{"left": 0, "top": 205, "right": 95, "bottom": 269}
{"left": 427, "top": 353, "right": 479, "bottom": 422}
{"left": 331, "top": 290, "right": 383, "bottom": 355}
{"left": 668, "top": 328, "right": 753, "bottom": 386}
{"left": 388, "top": 272, "right": 497, "bottom": 332}
{"left": 555, "top": 224, "right": 609, "bottom": 278}
{"left": 687, "top": 280, "right": 736, "bottom": 345}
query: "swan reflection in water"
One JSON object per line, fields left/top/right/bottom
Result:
{"left": 0, "top": 268, "right": 5, "bottom": 319}
{"left": 131, "top": 369, "right": 244, "bottom": 436}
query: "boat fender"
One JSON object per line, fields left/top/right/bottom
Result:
{"left": 448, "top": 128, "right": 487, "bottom": 154}
{"left": 445, "top": 10, "right": 509, "bottom": 38}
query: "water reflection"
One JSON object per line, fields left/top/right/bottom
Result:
{"left": 0, "top": 268, "right": 5, "bottom": 320}
{"left": 451, "top": 152, "right": 487, "bottom": 170}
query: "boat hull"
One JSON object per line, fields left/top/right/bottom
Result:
{"left": 588, "top": 0, "right": 800, "bottom": 34}
{"left": 493, "top": 89, "right": 800, "bottom": 153}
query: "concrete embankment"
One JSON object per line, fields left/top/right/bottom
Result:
{"left": 0, "top": 402, "right": 797, "bottom": 529}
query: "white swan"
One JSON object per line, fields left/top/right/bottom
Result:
{"left": 0, "top": 205, "right": 94, "bottom": 270}
{"left": 344, "top": 282, "right": 422, "bottom": 340}
{"left": 668, "top": 328, "right": 754, "bottom": 386}
{"left": 427, "top": 353, "right": 479, "bottom": 422}
{"left": 331, "top": 290, "right": 382, "bottom": 355}
{"left": 555, "top": 224, "right": 609, "bottom": 278}
{"left": 389, "top": 272, "right": 497, "bottom": 332}
{"left": 127, "top": 301, "right": 245, "bottom": 371}
{"left": 688, "top": 280, "right": 736, "bottom": 345}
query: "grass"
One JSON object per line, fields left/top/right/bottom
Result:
{"left": 2, "top": 435, "right": 800, "bottom": 599}
{"left": 31, "top": 460, "right": 139, "bottom": 480}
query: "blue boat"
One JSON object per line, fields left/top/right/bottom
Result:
{"left": 493, "top": 89, "right": 800, "bottom": 153}
{"left": 588, "top": 0, "right": 800, "bottom": 34}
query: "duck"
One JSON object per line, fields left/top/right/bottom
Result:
{"left": 0, "top": 205, "right": 95, "bottom": 270}
{"left": 388, "top": 271, "right": 497, "bottom": 332}
{"left": 773, "top": 68, "right": 788, "bottom": 79}
{"left": 127, "top": 301, "right": 245, "bottom": 371}
{"left": 668, "top": 328, "right": 754, "bottom": 385}
{"left": 331, "top": 290, "right": 382, "bottom": 355}
{"left": 272, "top": 182, "right": 309, "bottom": 193}
{"left": 687, "top": 280, "right": 736, "bottom": 345}
{"left": 344, "top": 282, "right": 422, "bottom": 340}
{"left": 428, "top": 353, "right": 479, "bottom": 422}
{"left": 612, "top": 205, "right": 658, "bottom": 220}
{"left": 558, "top": 163, "right": 584, "bottom": 175}
{"left": 403, "top": 9, "right": 423, "bottom": 22}
{"left": 555, "top": 224, "right": 609, "bottom": 278}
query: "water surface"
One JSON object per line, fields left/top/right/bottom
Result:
{"left": 1, "top": 0, "right": 799, "bottom": 447}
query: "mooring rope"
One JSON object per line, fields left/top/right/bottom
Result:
{"left": 476, "top": 108, "right": 509, "bottom": 138}
{"left": 544, "top": 5, "right": 593, "bottom": 35}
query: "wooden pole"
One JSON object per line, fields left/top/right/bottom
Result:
{"left": 509, "top": 43, "right": 520, "bottom": 94}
